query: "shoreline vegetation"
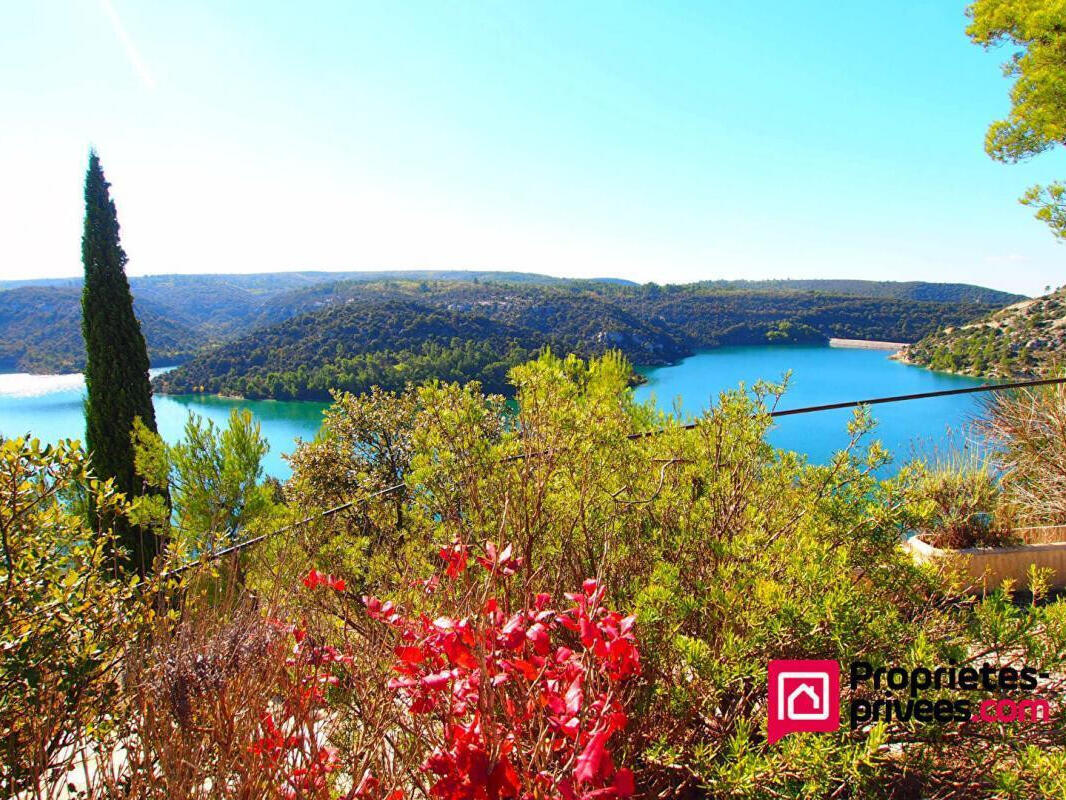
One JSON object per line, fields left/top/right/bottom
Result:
{"left": 157, "top": 337, "right": 910, "bottom": 401}
{"left": 0, "top": 338, "right": 923, "bottom": 402}
{"left": 899, "top": 286, "right": 1066, "bottom": 380}
{"left": 150, "top": 339, "right": 907, "bottom": 401}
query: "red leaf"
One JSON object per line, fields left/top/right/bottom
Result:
{"left": 442, "top": 636, "right": 478, "bottom": 669}
{"left": 565, "top": 675, "right": 584, "bottom": 714}
{"left": 613, "top": 767, "right": 635, "bottom": 797}
{"left": 508, "top": 659, "right": 540, "bottom": 681}
{"left": 580, "top": 617, "right": 597, "bottom": 648}
{"left": 303, "top": 569, "right": 346, "bottom": 592}
{"left": 488, "top": 755, "right": 520, "bottom": 799}
{"left": 574, "top": 729, "right": 610, "bottom": 784}
{"left": 526, "top": 622, "right": 550, "bottom": 655}
{"left": 395, "top": 645, "right": 424, "bottom": 665}
{"left": 421, "top": 670, "right": 453, "bottom": 690}
{"left": 499, "top": 614, "right": 526, "bottom": 650}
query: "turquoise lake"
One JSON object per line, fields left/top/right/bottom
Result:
{"left": 0, "top": 370, "right": 327, "bottom": 480}
{"left": 634, "top": 345, "right": 987, "bottom": 468}
{"left": 0, "top": 346, "right": 986, "bottom": 479}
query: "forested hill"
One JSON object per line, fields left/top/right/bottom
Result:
{"left": 0, "top": 271, "right": 1019, "bottom": 374}
{"left": 0, "top": 287, "right": 201, "bottom": 373}
{"left": 0, "top": 271, "right": 581, "bottom": 372}
{"left": 151, "top": 292, "right": 690, "bottom": 399}
{"left": 899, "top": 286, "right": 1066, "bottom": 378}
{"left": 153, "top": 279, "right": 1012, "bottom": 401}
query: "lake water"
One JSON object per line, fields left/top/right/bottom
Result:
{"left": 635, "top": 345, "right": 987, "bottom": 468}
{"left": 0, "top": 346, "right": 987, "bottom": 480}
{"left": 0, "top": 371, "right": 327, "bottom": 480}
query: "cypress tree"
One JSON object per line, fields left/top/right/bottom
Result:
{"left": 81, "top": 150, "right": 160, "bottom": 573}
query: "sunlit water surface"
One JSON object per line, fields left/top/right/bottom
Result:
{"left": 635, "top": 345, "right": 987, "bottom": 469}
{"left": 0, "top": 369, "right": 326, "bottom": 480}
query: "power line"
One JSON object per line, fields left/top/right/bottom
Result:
{"left": 164, "top": 374, "right": 1066, "bottom": 574}
{"left": 163, "top": 482, "right": 405, "bottom": 577}
{"left": 649, "top": 376, "right": 1066, "bottom": 432}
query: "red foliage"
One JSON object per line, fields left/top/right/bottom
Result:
{"left": 362, "top": 541, "right": 641, "bottom": 800}
{"left": 249, "top": 612, "right": 353, "bottom": 798}
{"left": 304, "top": 569, "right": 347, "bottom": 592}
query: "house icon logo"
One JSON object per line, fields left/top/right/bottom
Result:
{"left": 768, "top": 660, "right": 840, "bottom": 744}
{"left": 785, "top": 678, "right": 826, "bottom": 719}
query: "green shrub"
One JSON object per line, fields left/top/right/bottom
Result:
{"left": 280, "top": 352, "right": 1066, "bottom": 797}
{"left": 0, "top": 437, "right": 139, "bottom": 795}
{"left": 9, "top": 353, "right": 1066, "bottom": 798}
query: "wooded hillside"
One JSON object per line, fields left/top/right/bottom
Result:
{"left": 153, "top": 278, "right": 1013, "bottom": 400}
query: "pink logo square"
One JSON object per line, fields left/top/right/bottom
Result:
{"left": 768, "top": 659, "right": 840, "bottom": 744}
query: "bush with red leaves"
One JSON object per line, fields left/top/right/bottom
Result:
{"left": 356, "top": 539, "right": 641, "bottom": 800}
{"left": 248, "top": 579, "right": 353, "bottom": 799}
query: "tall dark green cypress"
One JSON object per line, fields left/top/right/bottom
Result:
{"left": 81, "top": 150, "right": 160, "bottom": 573}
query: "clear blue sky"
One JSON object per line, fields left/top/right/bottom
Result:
{"left": 2, "top": 1, "right": 1063, "bottom": 294}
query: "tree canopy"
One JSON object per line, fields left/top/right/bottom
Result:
{"left": 968, "top": 0, "right": 1066, "bottom": 236}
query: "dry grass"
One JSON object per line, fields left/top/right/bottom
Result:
{"left": 980, "top": 382, "right": 1066, "bottom": 526}
{"left": 904, "top": 437, "right": 1012, "bottom": 550}
{"left": 16, "top": 541, "right": 413, "bottom": 800}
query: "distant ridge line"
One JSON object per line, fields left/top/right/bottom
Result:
{"left": 0, "top": 272, "right": 1021, "bottom": 299}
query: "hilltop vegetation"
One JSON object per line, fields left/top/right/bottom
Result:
{"left": 687, "top": 279, "right": 1023, "bottom": 304}
{"left": 901, "top": 286, "right": 1066, "bottom": 378}
{"left": 0, "top": 271, "right": 1019, "bottom": 375}
{"left": 153, "top": 278, "right": 1010, "bottom": 400}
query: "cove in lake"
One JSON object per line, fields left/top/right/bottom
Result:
{"left": 634, "top": 345, "right": 986, "bottom": 467}
{"left": 0, "top": 345, "right": 985, "bottom": 480}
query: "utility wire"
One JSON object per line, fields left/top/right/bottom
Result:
{"left": 163, "top": 375, "right": 1066, "bottom": 575}
{"left": 163, "top": 482, "right": 406, "bottom": 577}
{"left": 645, "top": 375, "right": 1066, "bottom": 432}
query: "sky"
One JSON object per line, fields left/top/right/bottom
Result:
{"left": 2, "top": 1, "right": 1064, "bottom": 295}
